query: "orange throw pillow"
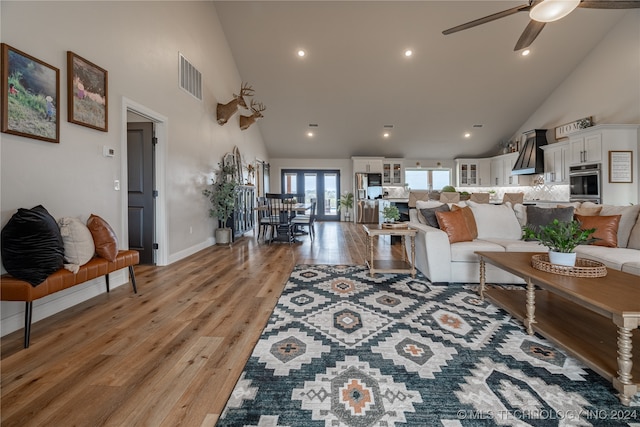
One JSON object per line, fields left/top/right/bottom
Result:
{"left": 87, "top": 214, "right": 119, "bottom": 261}
{"left": 436, "top": 209, "right": 474, "bottom": 243}
{"left": 575, "top": 214, "right": 621, "bottom": 248}
{"left": 451, "top": 205, "right": 478, "bottom": 239}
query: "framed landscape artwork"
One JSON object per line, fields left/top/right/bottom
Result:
{"left": 1, "top": 43, "right": 60, "bottom": 143}
{"left": 67, "top": 51, "right": 108, "bottom": 132}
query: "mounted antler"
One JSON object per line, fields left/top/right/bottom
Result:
{"left": 239, "top": 100, "right": 266, "bottom": 131}
{"left": 216, "top": 82, "right": 254, "bottom": 125}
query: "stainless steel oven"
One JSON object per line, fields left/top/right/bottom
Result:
{"left": 569, "top": 163, "right": 601, "bottom": 203}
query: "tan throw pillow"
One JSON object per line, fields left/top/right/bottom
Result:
{"left": 87, "top": 214, "right": 119, "bottom": 261}
{"left": 451, "top": 205, "right": 478, "bottom": 239}
{"left": 575, "top": 214, "right": 621, "bottom": 248}
{"left": 436, "top": 209, "right": 473, "bottom": 243}
{"left": 571, "top": 205, "right": 603, "bottom": 216}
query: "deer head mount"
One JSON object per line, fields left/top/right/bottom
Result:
{"left": 239, "top": 100, "right": 266, "bottom": 131}
{"left": 216, "top": 82, "right": 254, "bottom": 125}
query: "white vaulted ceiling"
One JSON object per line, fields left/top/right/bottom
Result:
{"left": 213, "top": 1, "right": 631, "bottom": 160}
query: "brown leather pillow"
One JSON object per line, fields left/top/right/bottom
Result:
{"left": 436, "top": 209, "right": 473, "bottom": 243}
{"left": 87, "top": 214, "right": 118, "bottom": 261}
{"left": 451, "top": 205, "right": 478, "bottom": 239}
{"left": 575, "top": 214, "right": 621, "bottom": 248}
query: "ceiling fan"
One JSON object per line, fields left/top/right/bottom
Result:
{"left": 442, "top": 0, "right": 640, "bottom": 51}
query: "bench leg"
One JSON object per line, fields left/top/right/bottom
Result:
{"left": 24, "top": 301, "right": 32, "bottom": 348}
{"left": 105, "top": 274, "right": 110, "bottom": 293}
{"left": 129, "top": 265, "right": 138, "bottom": 294}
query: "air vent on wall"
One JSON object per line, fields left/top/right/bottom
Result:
{"left": 179, "top": 53, "right": 202, "bottom": 101}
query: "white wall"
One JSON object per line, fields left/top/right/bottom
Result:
{"left": 1, "top": 1, "right": 268, "bottom": 335}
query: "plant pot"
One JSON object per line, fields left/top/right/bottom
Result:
{"left": 344, "top": 211, "right": 351, "bottom": 222}
{"left": 215, "top": 227, "right": 232, "bottom": 245}
{"left": 548, "top": 251, "right": 576, "bottom": 267}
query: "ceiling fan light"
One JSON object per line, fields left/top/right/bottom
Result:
{"left": 530, "top": 0, "right": 580, "bottom": 23}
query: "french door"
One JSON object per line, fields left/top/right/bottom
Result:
{"left": 281, "top": 169, "right": 340, "bottom": 221}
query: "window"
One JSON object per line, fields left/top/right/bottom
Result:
{"left": 404, "top": 168, "right": 451, "bottom": 191}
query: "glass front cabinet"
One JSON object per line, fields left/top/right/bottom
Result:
{"left": 382, "top": 160, "right": 403, "bottom": 185}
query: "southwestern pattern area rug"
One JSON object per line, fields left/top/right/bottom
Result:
{"left": 218, "top": 265, "right": 639, "bottom": 426}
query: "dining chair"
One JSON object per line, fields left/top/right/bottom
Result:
{"left": 256, "top": 197, "right": 270, "bottom": 241}
{"left": 291, "top": 198, "right": 317, "bottom": 240}
{"left": 503, "top": 192, "right": 525, "bottom": 205}
{"left": 439, "top": 192, "right": 460, "bottom": 203}
{"left": 470, "top": 193, "right": 490, "bottom": 203}
{"left": 265, "top": 197, "right": 295, "bottom": 244}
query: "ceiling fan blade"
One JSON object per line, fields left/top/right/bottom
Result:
{"left": 442, "top": 4, "right": 531, "bottom": 35}
{"left": 578, "top": 0, "right": 640, "bottom": 9}
{"left": 514, "top": 20, "right": 546, "bottom": 51}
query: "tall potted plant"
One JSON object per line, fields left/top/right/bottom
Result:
{"left": 338, "top": 192, "right": 354, "bottom": 222}
{"left": 522, "top": 219, "right": 596, "bottom": 266}
{"left": 203, "top": 162, "right": 238, "bottom": 245}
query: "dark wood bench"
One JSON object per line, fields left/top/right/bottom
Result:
{"left": 1, "top": 250, "right": 139, "bottom": 348}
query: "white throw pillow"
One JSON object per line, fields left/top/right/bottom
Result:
{"left": 467, "top": 200, "right": 522, "bottom": 239}
{"left": 57, "top": 217, "right": 95, "bottom": 272}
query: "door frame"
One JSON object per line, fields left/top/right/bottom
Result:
{"left": 120, "top": 97, "right": 169, "bottom": 266}
{"left": 281, "top": 169, "right": 340, "bottom": 221}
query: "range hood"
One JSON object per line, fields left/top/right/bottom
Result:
{"left": 511, "top": 129, "right": 548, "bottom": 175}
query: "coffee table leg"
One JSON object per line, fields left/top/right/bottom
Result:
{"left": 369, "top": 235, "right": 375, "bottom": 277}
{"left": 614, "top": 320, "right": 637, "bottom": 406}
{"left": 478, "top": 257, "right": 486, "bottom": 300}
{"left": 410, "top": 235, "right": 415, "bottom": 278}
{"left": 524, "top": 277, "right": 536, "bottom": 335}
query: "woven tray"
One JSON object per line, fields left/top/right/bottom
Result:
{"left": 531, "top": 254, "right": 607, "bottom": 278}
{"left": 381, "top": 222, "right": 409, "bottom": 229}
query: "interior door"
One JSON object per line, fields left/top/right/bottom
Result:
{"left": 127, "top": 122, "right": 155, "bottom": 264}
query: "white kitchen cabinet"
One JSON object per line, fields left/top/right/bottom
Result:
{"left": 456, "top": 158, "right": 490, "bottom": 186}
{"left": 570, "top": 133, "right": 602, "bottom": 165}
{"left": 353, "top": 157, "right": 383, "bottom": 173}
{"left": 542, "top": 141, "right": 569, "bottom": 184}
{"left": 490, "top": 153, "right": 521, "bottom": 186}
{"left": 382, "top": 160, "right": 403, "bottom": 185}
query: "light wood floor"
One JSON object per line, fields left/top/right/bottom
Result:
{"left": 1, "top": 221, "right": 405, "bottom": 427}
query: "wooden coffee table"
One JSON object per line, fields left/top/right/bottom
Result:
{"left": 362, "top": 224, "right": 417, "bottom": 278}
{"left": 476, "top": 251, "right": 640, "bottom": 405}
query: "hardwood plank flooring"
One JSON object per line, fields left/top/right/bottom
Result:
{"left": 1, "top": 221, "right": 406, "bottom": 426}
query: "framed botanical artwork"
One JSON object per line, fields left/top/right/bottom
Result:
{"left": 67, "top": 51, "right": 108, "bottom": 131}
{"left": 1, "top": 43, "right": 60, "bottom": 143}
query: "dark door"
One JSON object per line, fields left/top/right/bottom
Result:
{"left": 127, "top": 122, "right": 155, "bottom": 264}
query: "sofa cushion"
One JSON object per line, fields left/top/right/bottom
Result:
{"left": 451, "top": 205, "right": 478, "bottom": 239}
{"left": 436, "top": 209, "right": 474, "bottom": 243}
{"left": 1, "top": 205, "right": 65, "bottom": 286}
{"left": 450, "top": 240, "right": 505, "bottom": 262}
{"left": 467, "top": 201, "right": 521, "bottom": 240}
{"left": 575, "top": 214, "right": 621, "bottom": 248}
{"left": 582, "top": 203, "right": 640, "bottom": 248}
{"left": 87, "top": 214, "right": 118, "bottom": 262}
{"left": 572, "top": 205, "right": 602, "bottom": 216}
{"left": 574, "top": 245, "right": 638, "bottom": 271}
{"left": 482, "top": 238, "right": 547, "bottom": 252}
{"left": 57, "top": 217, "right": 95, "bottom": 273}
{"left": 628, "top": 221, "right": 640, "bottom": 250}
{"left": 419, "top": 204, "right": 450, "bottom": 228}
{"left": 511, "top": 203, "right": 527, "bottom": 227}
{"left": 526, "top": 206, "right": 574, "bottom": 234}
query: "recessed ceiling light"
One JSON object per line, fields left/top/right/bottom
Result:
{"left": 521, "top": 49, "right": 531, "bottom": 56}
{"left": 307, "top": 131, "right": 314, "bottom": 137}
{"left": 464, "top": 132, "right": 471, "bottom": 138}
{"left": 297, "top": 49, "right": 306, "bottom": 57}
{"left": 383, "top": 132, "right": 390, "bottom": 138}
{"left": 404, "top": 49, "right": 413, "bottom": 57}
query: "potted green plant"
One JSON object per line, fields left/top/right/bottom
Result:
{"left": 338, "top": 192, "right": 354, "bottom": 222}
{"left": 382, "top": 205, "right": 400, "bottom": 223}
{"left": 522, "top": 219, "right": 596, "bottom": 266}
{"left": 203, "top": 162, "right": 238, "bottom": 245}
{"left": 441, "top": 185, "right": 457, "bottom": 193}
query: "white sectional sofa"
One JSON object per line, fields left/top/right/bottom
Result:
{"left": 406, "top": 200, "right": 640, "bottom": 284}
